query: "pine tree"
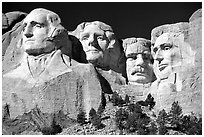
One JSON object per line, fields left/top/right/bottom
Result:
{"left": 128, "top": 103, "right": 142, "bottom": 113}
{"left": 156, "top": 109, "right": 168, "bottom": 135}
{"left": 137, "top": 127, "right": 146, "bottom": 135}
{"left": 115, "top": 108, "right": 129, "bottom": 131}
{"left": 111, "top": 91, "right": 120, "bottom": 106}
{"left": 126, "top": 112, "right": 140, "bottom": 132}
{"left": 145, "top": 93, "right": 155, "bottom": 110}
{"left": 77, "top": 111, "right": 87, "bottom": 125}
{"left": 181, "top": 114, "right": 202, "bottom": 135}
{"left": 89, "top": 108, "right": 102, "bottom": 129}
{"left": 168, "top": 101, "right": 183, "bottom": 130}
{"left": 126, "top": 102, "right": 150, "bottom": 134}
{"left": 158, "top": 124, "right": 167, "bottom": 135}
{"left": 149, "top": 121, "right": 158, "bottom": 135}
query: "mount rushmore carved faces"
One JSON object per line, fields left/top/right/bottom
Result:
{"left": 79, "top": 22, "right": 109, "bottom": 66}
{"left": 152, "top": 33, "right": 185, "bottom": 80}
{"left": 9, "top": 8, "right": 73, "bottom": 80}
{"left": 2, "top": 9, "right": 107, "bottom": 131}
{"left": 152, "top": 32, "right": 195, "bottom": 92}
{"left": 123, "top": 38, "right": 155, "bottom": 85}
{"left": 71, "top": 21, "right": 125, "bottom": 73}
{"left": 21, "top": 8, "right": 70, "bottom": 56}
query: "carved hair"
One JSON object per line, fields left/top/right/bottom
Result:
{"left": 71, "top": 21, "right": 117, "bottom": 49}
{"left": 122, "top": 37, "right": 151, "bottom": 53}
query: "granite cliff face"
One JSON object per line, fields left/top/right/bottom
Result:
{"left": 150, "top": 9, "right": 202, "bottom": 115}
{"left": 2, "top": 8, "right": 202, "bottom": 135}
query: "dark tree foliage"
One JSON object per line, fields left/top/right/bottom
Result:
{"left": 135, "top": 116, "right": 150, "bottom": 134}
{"left": 137, "top": 100, "right": 148, "bottom": 106}
{"left": 114, "top": 94, "right": 202, "bottom": 135}
{"left": 180, "top": 114, "right": 202, "bottom": 135}
{"left": 168, "top": 101, "right": 183, "bottom": 130}
{"left": 41, "top": 118, "right": 62, "bottom": 135}
{"left": 115, "top": 108, "right": 129, "bottom": 130}
{"left": 111, "top": 91, "right": 125, "bottom": 106}
{"left": 145, "top": 94, "right": 156, "bottom": 110}
{"left": 126, "top": 112, "right": 140, "bottom": 132}
{"left": 89, "top": 108, "right": 102, "bottom": 129}
{"left": 148, "top": 121, "right": 158, "bottom": 135}
{"left": 156, "top": 109, "right": 168, "bottom": 135}
{"left": 158, "top": 124, "right": 168, "bottom": 135}
{"left": 137, "top": 127, "right": 146, "bottom": 135}
{"left": 115, "top": 101, "right": 151, "bottom": 134}
{"left": 128, "top": 103, "right": 142, "bottom": 113}
{"left": 77, "top": 111, "right": 87, "bottom": 125}
{"left": 89, "top": 108, "right": 97, "bottom": 118}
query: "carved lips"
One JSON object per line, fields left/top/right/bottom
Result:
{"left": 86, "top": 48, "right": 100, "bottom": 53}
{"left": 25, "top": 39, "right": 35, "bottom": 43}
{"left": 158, "top": 64, "right": 168, "bottom": 71}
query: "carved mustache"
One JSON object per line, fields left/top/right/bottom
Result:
{"left": 130, "top": 67, "right": 147, "bottom": 75}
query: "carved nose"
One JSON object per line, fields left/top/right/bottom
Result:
{"left": 88, "top": 36, "right": 97, "bottom": 46}
{"left": 24, "top": 33, "right": 33, "bottom": 38}
{"left": 155, "top": 51, "right": 163, "bottom": 63}
{"left": 23, "top": 26, "right": 33, "bottom": 38}
{"left": 136, "top": 55, "right": 145, "bottom": 66}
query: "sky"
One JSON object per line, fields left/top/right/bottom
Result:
{"left": 2, "top": 2, "right": 202, "bottom": 40}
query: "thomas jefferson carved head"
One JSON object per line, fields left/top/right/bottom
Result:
{"left": 19, "top": 8, "right": 71, "bottom": 56}
{"left": 123, "top": 38, "right": 154, "bottom": 85}
{"left": 71, "top": 21, "right": 122, "bottom": 70}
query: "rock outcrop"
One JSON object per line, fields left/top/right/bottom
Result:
{"left": 150, "top": 9, "right": 202, "bottom": 116}
{"left": 2, "top": 8, "right": 202, "bottom": 135}
{"left": 2, "top": 8, "right": 110, "bottom": 135}
{"left": 2, "top": 11, "right": 27, "bottom": 34}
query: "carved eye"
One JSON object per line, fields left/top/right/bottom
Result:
{"left": 127, "top": 57, "right": 134, "bottom": 61}
{"left": 81, "top": 36, "right": 88, "bottom": 41}
{"left": 127, "top": 56, "right": 137, "bottom": 61}
{"left": 162, "top": 43, "right": 172, "bottom": 51}
{"left": 153, "top": 47, "right": 158, "bottom": 53}
{"left": 35, "top": 24, "right": 42, "bottom": 28}
{"left": 164, "top": 46, "right": 171, "bottom": 50}
{"left": 97, "top": 36, "right": 105, "bottom": 41}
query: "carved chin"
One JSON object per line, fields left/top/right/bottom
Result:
{"left": 157, "top": 66, "right": 172, "bottom": 79}
{"left": 128, "top": 75, "right": 151, "bottom": 84}
{"left": 24, "top": 43, "right": 55, "bottom": 56}
{"left": 24, "top": 48, "right": 42, "bottom": 56}
{"left": 86, "top": 52, "right": 103, "bottom": 62}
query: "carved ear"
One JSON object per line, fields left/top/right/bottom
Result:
{"left": 47, "top": 14, "right": 61, "bottom": 26}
